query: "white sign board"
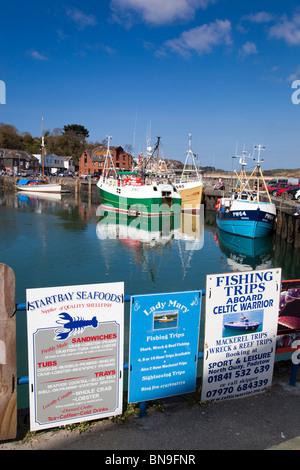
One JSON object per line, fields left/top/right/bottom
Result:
{"left": 27, "top": 282, "right": 124, "bottom": 431}
{"left": 201, "top": 269, "right": 281, "bottom": 403}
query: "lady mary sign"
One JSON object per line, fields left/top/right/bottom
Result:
{"left": 27, "top": 282, "right": 124, "bottom": 431}
{"left": 201, "top": 269, "right": 281, "bottom": 403}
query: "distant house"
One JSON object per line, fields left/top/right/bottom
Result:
{"left": 79, "top": 145, "right": 133, "bottom": 176}
{"left": 33, "top": 153, "right": 76, "bottom": 174}
{"left": 62, "top": 156, "right": 76, "bottom": 173}
{"left": 0, "top": 148, "right": 39, "bottom": 174}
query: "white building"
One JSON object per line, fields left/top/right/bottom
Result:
{"left": 33, "top": 153, "right": 75, "bottom": 174}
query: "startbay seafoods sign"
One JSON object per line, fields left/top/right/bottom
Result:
{"left": 201, "top": 269, "right": 281, "bottom": 403}
{"left": 27, "top": 282, "right": 124, "bottom": 431}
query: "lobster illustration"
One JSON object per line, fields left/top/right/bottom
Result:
{"left": 54, "top": 312, "right": 98, "bottom": 340}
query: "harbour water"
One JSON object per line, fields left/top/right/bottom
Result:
{"left": 0, "top": 190, "right": 299, "bottom": 409}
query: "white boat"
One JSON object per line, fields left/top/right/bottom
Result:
{"left": 16, "top": 118, "right": 62, "bottom": 194}
{"left": 175, "top": 134, "right": 203, "bottom": 214}
{"left": 16, "top": 180, "right": 62, "bottom": 193}
{"left": 97, "top": 136, "right": 181, "bottom": 216}
{"left": 224, "top": 315, "right": 261, "bottom": 331}
{"left": 216, "top": 145, "right": 276, "bottom": 238}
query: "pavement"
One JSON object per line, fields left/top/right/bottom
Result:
{"left": 0, "top": 361, "right": 299, "bottom": 452}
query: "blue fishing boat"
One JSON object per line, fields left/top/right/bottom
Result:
{"left": 216, "top": 145, "right": 276, "bottom": 238}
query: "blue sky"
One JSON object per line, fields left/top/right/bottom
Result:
{"left": 1, "top": 0, "right": 300, "bottom": 169}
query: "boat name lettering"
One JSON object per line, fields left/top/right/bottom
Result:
{"left": 28, "top": 290, "right": 123, "bottom": 310}
{"left": 143, "top": 299, "right": 189, "bottom": 316}
{"left": 233, "top": 211, "right": 246, "bottom": 217}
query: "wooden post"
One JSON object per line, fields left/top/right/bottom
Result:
{"left": 75, "top": 178, "right": 79, "bottom": 204}
{"left": 0, "top": 263, "right": 17, "bottom": 441}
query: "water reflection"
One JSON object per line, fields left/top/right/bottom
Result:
{"left": 96, "top": 206, "right": 204, "bottom": 250}
{"left": 217, "top": 229, "right": 273, "bottom": 271}
{"left": 95, "top": 206, "right": 205, "bottom": 283}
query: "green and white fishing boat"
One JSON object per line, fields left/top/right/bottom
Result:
{"left": 97, "top": 136, "right": 181, "bottom": 216}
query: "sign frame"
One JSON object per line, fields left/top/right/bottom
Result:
{"left": 128, "top": 290, "right": 202, "bottom": 404}
{"left": 201, "top": 268, "right": 281, "bottom": 403}
{"left": 27, "top": 282, "right": 124, "bottom": 431}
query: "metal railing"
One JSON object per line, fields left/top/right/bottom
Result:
{"left": 14, "top": 288, "right": 299, "bottom": 418}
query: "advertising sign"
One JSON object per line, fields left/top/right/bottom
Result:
{"left": 201, "top": 269, "right": 281, "bottom": 403}
{"left": 128, "top": 290, "right": 201, "bottom": 403}
{"left": 27, "top": 282, "right": 124, "bottom": 431}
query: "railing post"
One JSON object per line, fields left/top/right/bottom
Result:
{"left": 0, "top": 263, "right": 17, "bottom": 440}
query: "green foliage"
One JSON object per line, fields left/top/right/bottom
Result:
{"left": 0, "top": 122, "right": 94, "bottom": 163}
{"left": 63, "top": 124, "right": 89, "bottom": 138}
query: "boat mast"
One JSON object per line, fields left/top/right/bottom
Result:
{"left": 42, "top": 117, "right": 45, "bottom": 181}
{"left": 234, "top": 150, "right": 251, "bottom": 191}
{"left": 254, "top": 144, "right": 270, "bottom": 203}
{"left": 241, "top": 145, "right": 270, "bottom": 203}
{"left": 103, "top": 135, "right": 116, "bottom": 178}
{"left": 181, "top": 133, "right": 199, "bottom": 180}
{"left": 156, "top": 136, "right": 160, "bottom": 177}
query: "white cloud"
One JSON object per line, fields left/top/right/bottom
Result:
{"left": 160, "top": 19, "right": 232, "bottom": 57}
{"left": 27, "top": 50, "right": 49, "bottom": 61}
{"left": 287, "top": 66, "right": 300, "bottom": 82}
{"left": 110, "top": 0, "right": 218, "bottom": 26}
{"left": 269, "top": 13, "right": 300, "bottom": 46}
{"left": 66, "top": 8, "right": 97, "bottom": 30}
{"left": 239, "top": 41, "right": 258, "bottom": 57}
{"left": 243, "top": 11, "right": 276, "bottom": 24}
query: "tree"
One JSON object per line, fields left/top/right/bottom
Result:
{"left": 62, "top": 124, "right": 89, "bottom": 138}
{"left": 61, "top": 124, "right": 90, "bottom": 161}
{"left": 0, "top": 123, "right": 24, "bottom": 150}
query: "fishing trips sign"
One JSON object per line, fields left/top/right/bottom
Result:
{"left": 201, "top": 269, "right": 281, "bottom": 403}
{"left": 27, "top": 282, "right": 124, "bottom": 431}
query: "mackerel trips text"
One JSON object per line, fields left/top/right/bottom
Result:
{"left": 28, "top": 290, "right": 123, "bottom": 310}
{"left": 215, "top": 271, "right": 273, "bottom": 296}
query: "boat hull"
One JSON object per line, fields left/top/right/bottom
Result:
{"left": 16, "top": 184, "right": 62, "bottom": 194}
{"left": 97, "top": 180, "right": 181, "bottom": 215}
{"left": 224, "top": 321, "right": 261, "bottom": 331}
{"left": 176, "top": 182, "right": 203, "bottom": 214}
{"left": 216, "top": 200, "right": 276, "bottom": 238}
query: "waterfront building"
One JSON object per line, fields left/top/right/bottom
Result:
{"left": 0, "top": 148, "right": 39, "bottom": 174}
{"left": 79, "top": 145, "right": 133, "bottom": 177}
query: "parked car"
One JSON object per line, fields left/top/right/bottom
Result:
{"left": 80, "top": 174, "right": 91, "bottom": 180}
{"left": 262, "top": 182, "right": 292, "bottom": 196}
{"left": 277, "top": 184, "right": 300, "bottom": 198}
{"left": 294, "top": 189, "right": 300, "bottom": 202}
